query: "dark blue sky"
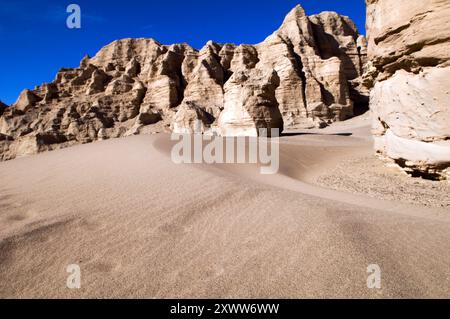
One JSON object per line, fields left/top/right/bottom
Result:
{"left": 0, "top": 0, "right": 366, "bottom": 105}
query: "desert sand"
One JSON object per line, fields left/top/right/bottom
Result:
{"left": 0, "top": 115, "right": 449, "bottom": 299}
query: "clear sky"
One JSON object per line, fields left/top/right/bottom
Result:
{"left": 0, "top": 0, "right": 366, "bottom": 105}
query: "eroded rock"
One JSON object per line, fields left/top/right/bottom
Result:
{"left": 218, "top": 68, "right": 283, "bottom": 137}
{"left": 365, "top": 0, "right": 450, "bottom": 179}
{"left": 171, "top": 101, "right": 215, "bottom": 134}
{"left": 0, "top": 4, "right": 367, "bottom": 161}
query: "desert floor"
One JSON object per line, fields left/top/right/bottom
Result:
{"left": 0, "top": 115, "right": 449, "bottom": 298}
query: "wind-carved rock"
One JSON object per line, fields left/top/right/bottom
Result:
{"left": 257, "top": 6, "right": 367, "bottom": 128}
{"left": 181, "top": 41, "right": 225, "bottom": 119}
{"left": 0, "top": 4, "right": 367, "bottom": 160}
{"left": 14, "top": 89, "right": 42, "bottom": 113}
{"left": 365, "top": 0, "right": 450, "bottom": 180}
{"left": 218, "top": 68, "right": 283, "bottom": 137}
{"left": 172, "top": 101, "right": 215, "bottom": 134}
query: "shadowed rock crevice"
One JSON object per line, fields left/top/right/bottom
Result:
{"left": 0, "top": 102, "right": 8, "bottom": 117}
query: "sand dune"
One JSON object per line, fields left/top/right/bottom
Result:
{"left": 0, "top": 116, "right": 449, "bottom": 298}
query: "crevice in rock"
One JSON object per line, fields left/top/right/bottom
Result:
{"left": 223, "top": 69, "right": 233, "bottom": 84}
{"left": 317, "top": 80, "right": 335, "bottom": 106}
{"left": 351, "top": 88, "right": 369, "bottom": 116}
{"left": 134, "top": 87, "right": 148, "bottom": 117}
{"left": 376, "top": 35, "right": 450, "bottom": 77}
{"left": 394, "top": 158, "right": 445, "bottom": 181}
{"left": 176, "top": 67, "right": 187, "bottom": 107}
{"left": 374, "top": 23, "right": 411, "bottom": 45}
{"left": 357, "top": 46, "right": 363, "bottom": 75}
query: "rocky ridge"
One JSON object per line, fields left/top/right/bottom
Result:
{"left": 0, "top": 5, "right": 367, "bottom": 160}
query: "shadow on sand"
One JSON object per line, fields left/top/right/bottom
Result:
{"left": 281, "top": 132, "right": 353, "bottom": 137}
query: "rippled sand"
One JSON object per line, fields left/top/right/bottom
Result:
{"left": 1, "top": 116, "right": 449, "bottom": 298}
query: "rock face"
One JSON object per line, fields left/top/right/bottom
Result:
{"left": 365, "top": 0, "right": 450, "bottom": 179}
{"left": 171, "top": 101, "right": 215, "bottom": 134}
{"left": 218, "top": 68, "right": 283, "bottom": 137}
{"left": 0, "top": 4, "right": 367, "bottom": 160}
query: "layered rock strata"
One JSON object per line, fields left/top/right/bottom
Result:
{"left": 365, "top": 0, "right": 450, "bottom": 179}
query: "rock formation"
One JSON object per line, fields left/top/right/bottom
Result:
{"left": 365, "top": 0, "right": 450, "bottom": 179}
{"left": 171, "top": 101, "right": 215, "bottom": 134}
{"left": 0, "top": 4, "right": 367, "bottom": 160}
{"left": 218, "top": 68, "right": 283, "bottom": 137}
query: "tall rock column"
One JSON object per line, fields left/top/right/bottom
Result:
{"left": 365, "top": 0, "right": 450, "bottom": 179}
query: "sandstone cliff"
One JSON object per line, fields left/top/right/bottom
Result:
{"left": 0, "top": 4, "right": 367, "bottom": 160}
{"left": 365, "top": 0, "right": 450, "bottom": 179}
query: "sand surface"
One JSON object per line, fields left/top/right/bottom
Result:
{"left": 0, "top": 116, "right": 449, "bottom": 298}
